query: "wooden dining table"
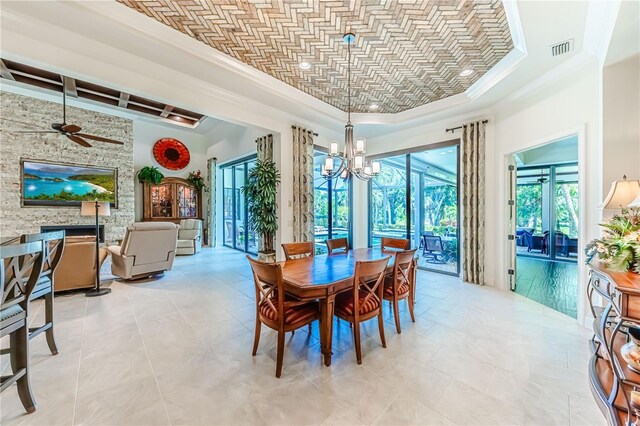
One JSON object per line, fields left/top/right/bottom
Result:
{"left": 279, "top": 248, "right": 398, "bottom": 367}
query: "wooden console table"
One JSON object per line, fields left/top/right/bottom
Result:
{"left": 588, "top": 262, "right": 640, "bottom": 425}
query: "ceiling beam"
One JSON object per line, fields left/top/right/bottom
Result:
{"left": 118, "top": 92, "right": 130, "bottom": 108}
{"left": 63, "top": 76, "right": 77, "bottom": 97}
{"left": 0, "top": 60, "right": 15, "bottom": 80}
{"left": 160, "top": 105, "right": 174, "bottom": 118}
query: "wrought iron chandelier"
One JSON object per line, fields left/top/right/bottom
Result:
{"left": 321, "top": 33, "right": 381, "bottom": 181}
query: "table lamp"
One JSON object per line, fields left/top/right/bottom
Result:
{"left": 81, "top": 200, "right": 111, "bottom": 297}
{"left": 600, "top": 176, "right": 640, "bottom": 209}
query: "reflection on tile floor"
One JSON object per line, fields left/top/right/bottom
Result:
{"left": 1, "top": 247, "right": 600, "bottom": 425}
{"left": 516, "top": 256, "right": 578, "bottom": 318}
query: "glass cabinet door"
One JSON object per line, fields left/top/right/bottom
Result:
{"left": 151, "top": 184, "right": 174, "bottom": 218}
{"left": 177, "top": 184, "right": 197, "bottom": 218}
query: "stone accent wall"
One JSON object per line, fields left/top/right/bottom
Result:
{"left": 0, "top": 92, "right": 135, "bottom": 242}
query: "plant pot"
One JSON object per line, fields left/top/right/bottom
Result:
{"left": 258, "top": 251, "right": 276, "bottom": 263}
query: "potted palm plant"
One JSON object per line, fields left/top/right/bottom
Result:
{"left": 242, "top": 160, "right": 281, "bottom": 262}
{"left": 586, "top": 207, "right": 640, "bottom": 273}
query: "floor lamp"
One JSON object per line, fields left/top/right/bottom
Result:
{"left": 81, "top": 200, "right": 111, "bottom": 297}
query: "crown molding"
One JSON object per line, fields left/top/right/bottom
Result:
{"left": 1, "top": 0, "right": 527, "bottom": 129}
{"left": 583, "top": 0, "right": 622, "bottom": 66}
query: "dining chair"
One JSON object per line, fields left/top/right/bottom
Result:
{"left": 334, "top": 256, "right": 391, "bottom": 364}
{"left": 282, "top": 242, "right": 314, "bottom": 260}
{"left": 325, "top": 237, "right": 348, "bottom": 254}
{"left": 1, "top": 241, "right": 44, "bottom": 413}
{"left": 380, "top": 237, "right": 410, "bottom": 250}
{"left": 246, "top": 256, "right": 320, "bottom": 378}
{"left": 20, "top": 231, "right": 65, "bottom": 355}
{"left": 383, "top": 249, "right": 417, "bottom": 334}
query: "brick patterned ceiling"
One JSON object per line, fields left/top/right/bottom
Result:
{"left": 117, "top": 0, "right": 513, "bottom": 113}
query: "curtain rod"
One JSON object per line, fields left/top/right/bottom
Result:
{"left": 445, "top": 119, "right": 489, "bottom": 133}
{"left": 291, "top": 125, "right": 319, "bottom": 136}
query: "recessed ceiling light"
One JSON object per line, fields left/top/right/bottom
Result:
{"left": 459, "top": 69, "right": 474, "bottom": 77}
{"left": 369, "top": 104, "right": 379, "bottom": 110}
{"left": 299, "top": 61, "right": 311, "bottom": 70}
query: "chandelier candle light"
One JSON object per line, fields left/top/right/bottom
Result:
{"left": 322, "top": 33, "right": 381, "bottom": 181}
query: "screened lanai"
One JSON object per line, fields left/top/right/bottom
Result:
{"left": 369, "top": 145, "right": 459, "bottom": 275}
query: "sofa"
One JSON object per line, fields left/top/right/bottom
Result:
{"left": 107, "top": 222, "right": 179, "bottom": 280}
{"left": 176, "top": 219, "right": 203, "bottom": 255}
{"left": 54, "top": 236, "right": 108, "bottom": 292}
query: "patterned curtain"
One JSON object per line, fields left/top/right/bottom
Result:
{"left": 255, "top": 134, "right": 273, "bottom": 252}
{"left": 462, "top": 121, "right": 486, "bottom": 285}
{"left": 207, "top": 157, "right": 217, "bottom": 247}
{"left": 256, "top": 134, "right": 273, "bottom": 162}
{"left": 292, "top": 126, "right": 315, "bottom": 242}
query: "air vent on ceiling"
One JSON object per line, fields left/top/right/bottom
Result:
{"left": 550, "top": 39, "right": 574, "bottom": 57}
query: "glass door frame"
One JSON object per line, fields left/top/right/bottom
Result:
{"left": 367, "top": 139, "right": 461, "bottom": 276}
{"left": 515, "top": 161, "right": 578, "bottom": 264}
{"left": 220, "top": 154, "right": 258, "bottom": 254}
{"left": 313, "top": 146, "right": 354, "bottom": 251}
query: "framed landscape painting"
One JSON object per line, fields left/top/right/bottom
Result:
{"left": 21, "top": 159, "right": 118, "bottom": 208}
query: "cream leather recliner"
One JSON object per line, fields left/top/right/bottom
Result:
{"left": 108, "top": 222, "right": 179, "bottom": 280}
{"left": 176, "top": 219, "right": 203, "bottom": 255}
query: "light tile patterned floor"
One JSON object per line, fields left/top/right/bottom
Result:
{"left": 1, "top": 247, "right": 603, "bottom": 425}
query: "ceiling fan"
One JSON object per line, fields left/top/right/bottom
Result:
{"left": 537, "top": 169, "right": 548, "bottom": 183}
{"left": 6, "top": 79, "right": 124, "bottom": 147}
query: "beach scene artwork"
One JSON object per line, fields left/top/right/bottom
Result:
{"left": 22, "top": 160, "right": 117, "bottom": 207}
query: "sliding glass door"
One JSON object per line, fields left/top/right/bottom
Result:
{"left": 369, "top": 143, "right": 460, "bottom": 275}
{"left": 370, "top": 154, "right": 408, "bottom": 247}
{"left": 221, "top": 156, "right": 257, "bottom": 254}
{"left": 313, "top": 150, "right": 352, "bottom": 254}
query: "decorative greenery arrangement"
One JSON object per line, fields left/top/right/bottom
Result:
{"left": 242, "top": 160, "right": 280, "bottom": 255}
{"left": 137, "top": 166, "right": 164, "bottom": 185}
{"left": 187, "top": 170, "right": 207, "bottom": 192}
{"left": 586, "top": 208, "right": 640, "bottom": 273}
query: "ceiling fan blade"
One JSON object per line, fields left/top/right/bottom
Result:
{"left": 61, "top": 124, "right": 82, "bottom": 133}
{"left": 75, "top": 133, "right": 124, "bottom": 145}
{"left": 67, "top": 134, "right": 92, "bottom": 147}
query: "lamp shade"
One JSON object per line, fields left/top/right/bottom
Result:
{"left": 80, "top": 201, "right": 111, "bottom": 217}
{"left": 629, "top": 193, "right": 640, "bottom": 208}
{"left": 600, "top": 178, "right": 640, "bottom": 209}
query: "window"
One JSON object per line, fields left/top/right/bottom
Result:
{"left": 221, "top": 156, "right": 257, "bottom": 254}
{"left": 313, "top": 150, "right": 352, "bottom": 254}
{"left": 369, "top": 144, "right": 460, "bottom": 275}
{"left": 515, "top": 163, "right": 578, "bottom": 261}
{"left": 369, "top": 154, "right": 407, "bottom": 248}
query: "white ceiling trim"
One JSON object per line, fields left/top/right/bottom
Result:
{"left": 72, "top": 1, "right": 346, "bottom": 121}
{"left": 43, "top": 0, "right": 526, "bottom": 127}
{"left": 506, "top": 51, "right": 595, "bottom": 102}
{"left": 583, "top": 0, "right": 622, "bottom": 66}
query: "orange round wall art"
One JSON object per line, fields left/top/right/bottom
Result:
{"left": 153, "top": 138, "right": 190, "bottom": 170}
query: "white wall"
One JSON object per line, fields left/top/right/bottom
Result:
{"left": 603, "top": 54, "right": 640, "bottom": 186}
{"left": 358, "top": 60, "right": 602, "bottom": 326}
{"left": 492, "top": 61, "right": 601, "bottom": 325}
{"left": 208, "top": 118, "right": 343, "bottom": 255}
{"left": 132, "top": 120, "right": 211, "bottom": 221}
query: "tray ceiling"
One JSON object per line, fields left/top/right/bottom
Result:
{"left": 117, "top": 0, "right": 514, "bottom": 114}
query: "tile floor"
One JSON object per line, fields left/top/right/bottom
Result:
{"left": 1, "top": 247, "right": 603, "bottom": 425}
